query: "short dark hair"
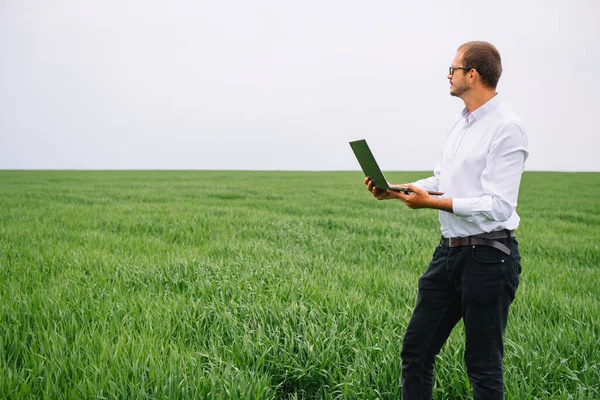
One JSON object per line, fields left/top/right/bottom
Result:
{"left": 458, "top": 41, "right": 502, "bottom": 89}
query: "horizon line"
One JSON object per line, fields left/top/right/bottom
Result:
{"left": 1, "top": 169, "right": 599, "bottom": 173}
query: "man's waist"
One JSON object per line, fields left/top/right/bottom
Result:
{"left": 439, "top": 212, "right": 520, "bottom": 240}
{"left": 442, "top": 229, "right": 515, "bottom": 242}
{"left": 440, "top": 230, "right": 515, "bottom": 255}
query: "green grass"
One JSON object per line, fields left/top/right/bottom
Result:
{"left": 0, "top": 170, "right": 599, "bottom": 399}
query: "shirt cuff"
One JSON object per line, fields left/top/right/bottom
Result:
{"left": 452, "top": 196, "right": 494, "bottom": 218}
{"left": 452, "top": 197, "right": 473, "bottom": 217}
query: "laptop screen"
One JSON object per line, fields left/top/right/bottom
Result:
{"left": 349, "top": 139, "right": 391, "bottom": 191}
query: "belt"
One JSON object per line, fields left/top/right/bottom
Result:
{"left": 441, "top": 230, "right": 515, "bottom": 256}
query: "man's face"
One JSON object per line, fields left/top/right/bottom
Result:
{"left": 448, "top": 51, "right": 470, "bottom": 97}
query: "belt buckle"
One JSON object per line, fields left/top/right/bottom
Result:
{"left": 449, "top": 237, "right": 459, "bottom": 247}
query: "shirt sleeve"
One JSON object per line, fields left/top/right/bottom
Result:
{"left": 452, "top": 121, "right": 529, "bottom": 221}
{"left": 413, "top": 163, "right": 441, "bottom": 192}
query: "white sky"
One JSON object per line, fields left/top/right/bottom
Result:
{"left": 1, "top": 0, "right": 599, "bottom": 171}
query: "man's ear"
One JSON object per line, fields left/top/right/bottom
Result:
{"left": 469, "top": 69, "right": 478, "bottom": 83}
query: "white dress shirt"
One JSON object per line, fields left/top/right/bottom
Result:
{"left": 414, "top": 95, "right": 529, "bottom": 238}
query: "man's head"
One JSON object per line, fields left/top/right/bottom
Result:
{"left": 448, "top": 41, "right": 502, "bottom": 98}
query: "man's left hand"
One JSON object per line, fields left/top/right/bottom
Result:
{"left": 389, "top": 183, "right": 453, "bottom": 213}
{"left": 389, "top": 184, "right": 432, "bottom": 209}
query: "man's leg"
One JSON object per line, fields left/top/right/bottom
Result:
{"left": 461, "top": 239, "right": 521, "bottom": 400}
{"left": 401, "top": 245, "right": 463, "bottom": 400}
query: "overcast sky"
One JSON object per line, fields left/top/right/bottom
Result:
{"left": 1, "top": 0, "right": 598, "bottom": 171}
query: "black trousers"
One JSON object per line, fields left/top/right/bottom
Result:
{"left": 401, "top": 236, "right": 521, "bottom": 400}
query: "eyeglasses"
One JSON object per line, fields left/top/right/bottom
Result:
{"left": 449, "top": 66, "right": 472, "bottom": 75}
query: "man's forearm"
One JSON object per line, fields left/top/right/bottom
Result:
{"left": 427, "top": 197, "right": 453, "bottom": 213}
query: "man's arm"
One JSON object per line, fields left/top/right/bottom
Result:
{"left": 389, "top": 184, "right": 453, "bottom": 213}
{"left": 411, "top": 176, "right": 440, "bottom": 193}
{"left": 390, "top": 122, "right": 528, "bottom": 218}
{"left": 411, "top": 161, "right": 442, "bottom": 193}
{"left": 451, "top": 121, "right": 528, "bottom": 222}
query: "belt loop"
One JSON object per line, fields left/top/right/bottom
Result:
{"left": 505, "top": 229, "right": 511, "bottom": 243}
{"left": 468, "top": 236, "right": 471, "bottom": 246}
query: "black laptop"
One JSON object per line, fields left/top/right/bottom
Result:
{"left": 349, "top": 139, "right": 443, "bottom": 195}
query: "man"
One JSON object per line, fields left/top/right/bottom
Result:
{"left": 365, "top": 41, "right": 528, "bottom": 399}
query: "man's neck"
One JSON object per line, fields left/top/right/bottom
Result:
{"left": 462, "top": 89, "right": 497, "bottom": 113}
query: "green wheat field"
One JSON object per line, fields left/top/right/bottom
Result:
{"left": 1, "top": 170, "right": 599, "bottom": 399}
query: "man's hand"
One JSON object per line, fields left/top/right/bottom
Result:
{"left": 364, "top": 177, "right": 394, "bottom": 200}
{"left": 389, "top": 183, "right": 453, "bottom": 212}
{"left": 389, "top": 183, "right": 432, "bottom": 209}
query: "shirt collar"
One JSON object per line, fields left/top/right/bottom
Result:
{"left": 461, "top": 93, "right": 500, "bottom": 124}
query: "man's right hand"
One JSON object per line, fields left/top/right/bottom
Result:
{"left": 364, "top": 177, "right": 394, "bottom": 200}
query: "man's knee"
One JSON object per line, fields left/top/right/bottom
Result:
{"left": 464, "top": 353, "right": 504, "bottom": 397}
{"left": 401, "top": 332, "right": 436, "bottom": 377}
